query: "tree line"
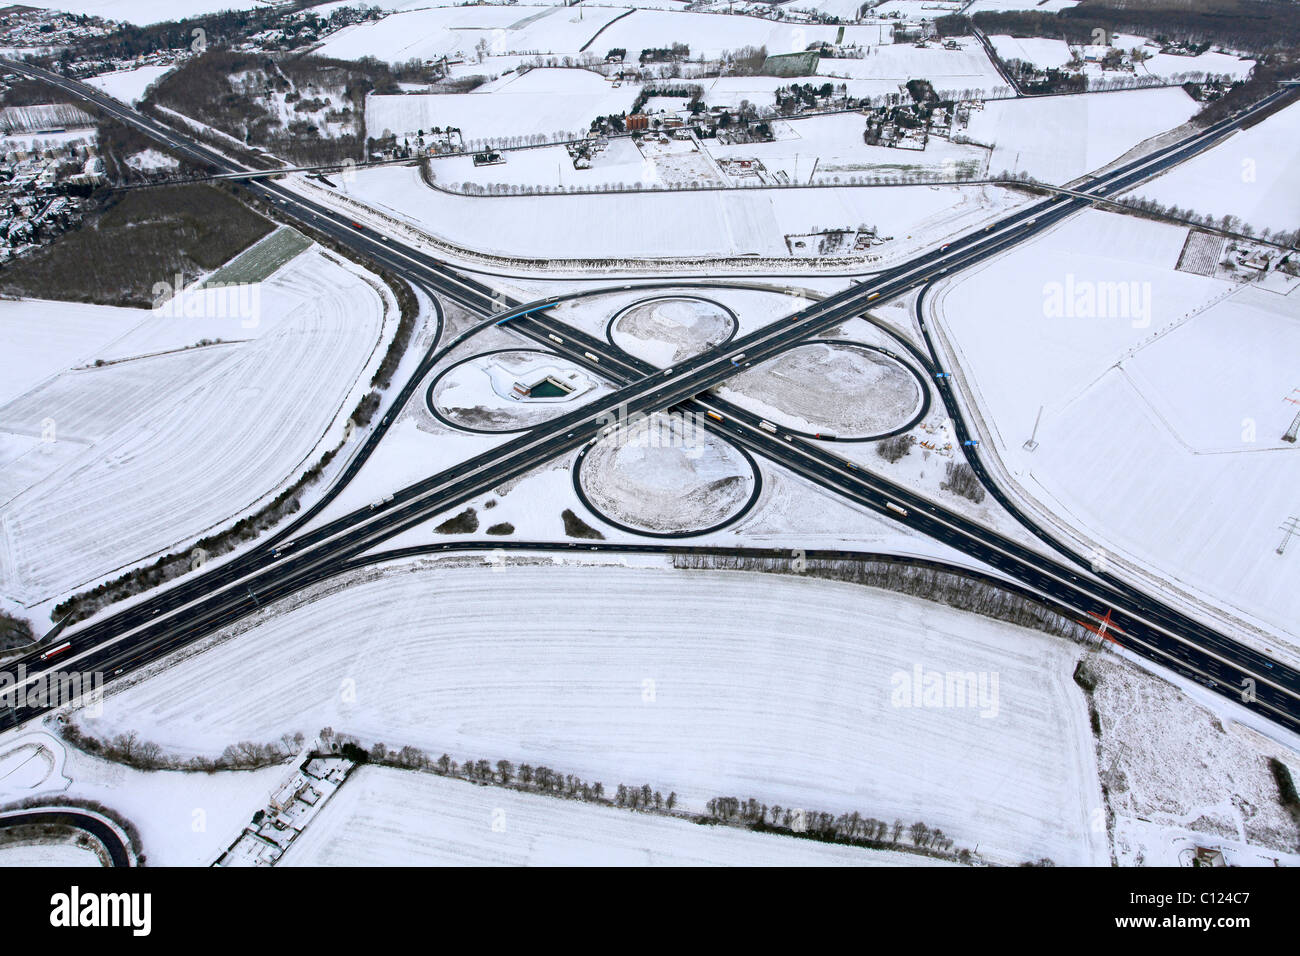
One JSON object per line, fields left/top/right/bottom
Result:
{"left": 937, "top": 3, "right": 1300, "bottom": 54}
{"left": 0, "top": 611, "right": 34, "bottom": 652}
{"left": 320, "top": 730, "right": 981, "bottom": 864}
{"left": 705, "top": 796, "right": 972, "bottom": 861}
{"left": 672, "top": 552, "right": 1092, "bottom": 644}
{"left": 61, "top": 721, "right": 305, "bottom": 774}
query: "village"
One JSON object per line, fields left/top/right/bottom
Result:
{"left": 0, "top": 99, "right": 103, "bottom": 261}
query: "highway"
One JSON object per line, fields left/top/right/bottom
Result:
{"left": 2, "top": 58, "right": 1297, "bottom": 736}
{"left": 497, "top": 298, "right": 1300, "bottom": 730}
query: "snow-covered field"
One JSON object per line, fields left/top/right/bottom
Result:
{"left": 708, "top": 111, "right": 989, "bottom": 184}
{"left": 281, "top": 763, "right": 950, "bottom": 866}
{"left": 788, "top": 1, "right": 893, "bottom": 23}
{"left": 578, "top": 413, "right": 757, "bottom": 533}
{"left": 609, "top": 295, "right": 736, "bottom": 366}
{"left": 591, "top": 9, "right": 887, "bottom": 61}
{"left": 426, "top": 137, "right": 655, "bottom": 191}
{"left": 1131, "top": 99, "right": 1300, "bottom": 234}
{"left": 963, "top": 86, "right": 1199, "bottom": 184}
{"left": 929, "top": 209, "right": 1300, "bottom": 654}
{"left": 317, "top": 5, "right": 625, "bottom": 63}
{"left": 816, "top": 42, "right": 1007, "bottom": 96}
{"left": 988, "top": 35, "right": 1075, "bottom": 71}
{"left": 330, "top": 162, "right": 1016, "bottom": 263}
{"left": 68, "top": 560, "right": 1106, "bottom": 865}
{"left": 22, "top": 0, "right": 258, "bottom": 25}
{"left": 717, "top": 341, "right": 924, "bottom": 437}
{"left": 547, "top": 284, "right": 834, "bottom": 344}
{"left": 0, "top": 248, "right": 393, "bottom": 606}
{"left": 0, "top": 842, "right": 103, "bottom": 866}
{"left": 367, "top": 68, "right": 639, "bottom": 144}
{"left": 85, "top": 64, "right": 175, "bottom": 104}
{"left": 1139, "top": 49, "right": 1254, "bottom": 82}
{"left": 0, "top": 299, "right": 147, "bottom": 408}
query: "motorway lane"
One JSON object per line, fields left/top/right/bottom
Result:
{"left": 0, "top": 227, "right": 1279, "bottom": 697}
{"left": 2, "top": 60, "right": 1294, "bottom": 727}
{"left": 25, "top": 539, "right": 1115, "bottom": 721}
{"left": 503, "top": 305, "right": 1300, "bottom": 730}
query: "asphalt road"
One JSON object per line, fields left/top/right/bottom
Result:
{"left": 2, "top": 58, "right": 1296, "bottom": 735}
{"left": 501, "top": 289, "right": 1300, "bottom": 731}
{"left": 0, "top": 810, "right": 132, "bottom": 866}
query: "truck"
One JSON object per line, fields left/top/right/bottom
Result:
{"left": 583, "top": 351, "right": 600, "bottom": 363}
{"left": 730, "top": 353, "right": 746, "bottom": 366}
{"left": 548, "top": 333, "right": 564, "bottom": 344}
{"left": 40, "top": 642, "right": 72, "bottom": 661}
{"left": 885, "top": 501, "right": 908, "bottom": 517}
{"left": 758, "top": 420, "right": 777, "bottom": 433}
